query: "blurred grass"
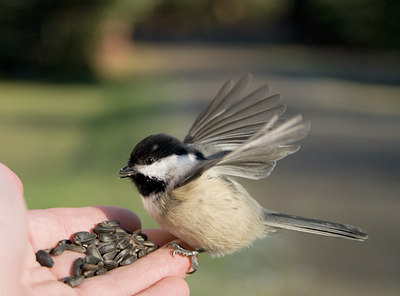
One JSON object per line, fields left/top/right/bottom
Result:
{"left": 0, "top": 79, "right": 185, "bottom": 227}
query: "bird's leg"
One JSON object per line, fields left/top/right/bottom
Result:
{"left": 166, "top": 242, "right": 204, "bottom": 274}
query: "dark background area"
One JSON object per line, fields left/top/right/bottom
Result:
{"left": 1, "top": 0, "right": 399, "bottom": 81}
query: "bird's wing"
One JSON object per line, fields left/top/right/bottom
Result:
{"left": 184, "top": 73, "right": 286, "bottom": 156}
{"left": 183, "top": 74, "right": 309, "bottom": 181}
{"left": 211, "top": 115, "right": 309, "bottom": 179}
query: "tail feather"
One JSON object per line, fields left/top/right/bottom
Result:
{"left": 263, "top": 210, "right": 368, "bottom": 241}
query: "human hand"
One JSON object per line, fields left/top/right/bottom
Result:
{"left": 0, "top": 163, "right": 191, "bottom": 296}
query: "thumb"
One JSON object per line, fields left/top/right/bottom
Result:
{"left": 0, "top": 163, "right": 28, "bottom": 295}
{"left": 0, "top": 163, "right": 24, "bottom": 195}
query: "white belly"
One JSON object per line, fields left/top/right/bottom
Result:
{"left": 141, "top": 172, "right": 269, "bottom": 255}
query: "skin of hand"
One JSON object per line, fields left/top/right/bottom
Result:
{"left": 0, "top": 163, "right": 191, "bottom": 296}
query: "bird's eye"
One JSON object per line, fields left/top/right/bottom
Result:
{"left": 144, "top": 157, "right": 154, "bottom": 165}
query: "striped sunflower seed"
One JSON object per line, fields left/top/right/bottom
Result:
{"left": 86, "top": 244, "right": 102, "bottom": 260}
{"left": 74, "top": 231, "right": 96, "bottom": 244}
{"left": 83, "top": 263, "right": 99, "bottom": 271}
{"left": 93, "top": 225, "right": 116, "bottom": 234}
{"left": 116, "top": 238, "right": 131, "bottom": 249}
{"left": 98, "top": 220, "right": 120, "bottom": 228}
{"left": 95, "top": 267, "right": 108, "bottom": 276}
{"left": 98, "top": 233, "right": 117, "bottom": 242}
{"left": 119, "top": 254, "right": 136, "bottom": 266}
{"left": 58, "top": 239, "right": 72, "bottom": 245}
{"left": 51, "top": 244, "right": 68, "bottom": 256}
{"left": 98, "top": 242, "right": 117, "bottom": 255}
{"left": 83, "top": 269, "right": 96, "bottom": 278}
{"left": 103, "top": 259, "right": 118, "bottom": 270}
{"left": 66, "top": 244, "right": 87, "bottom": 253}
{"left": 73, "top": 257, "right": 84, "bottom": 277}
{"left": 84, "top": 255, "right": 102, "bottom": 265}
{"left": 62, "top": 275, "right": 84, "bottom": 287}
{"left": 102, "top": 250, "right": 118, "bottom": 261}
{"left": 145, "top": 246, "right": 158, "bottom": 254}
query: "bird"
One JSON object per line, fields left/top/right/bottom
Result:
{"left": 119, "top": 73, "right": 368, "bottom": 273}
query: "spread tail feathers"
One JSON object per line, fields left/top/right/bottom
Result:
{"left": 263, "top": 209, "right": 368, "bottom": 241}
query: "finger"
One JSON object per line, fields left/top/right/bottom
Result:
{"left": 135, "top": 276, "right": 190, "bottom": 296}
{"left": 141, "top": 228, "right": 176, "bottom": 246}
{"left": 74, "top": 241, "right": 192, "bottom": 296}
{"left": 28, "top": 206, "right": 141, "bottom": 250}
{"left": 30, "top": 279, "right": 74, "bottom": 296}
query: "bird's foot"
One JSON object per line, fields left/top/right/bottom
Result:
{"left": 166, "top": 242, "right": 203, "bottom": 274}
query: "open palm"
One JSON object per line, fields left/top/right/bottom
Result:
{"left": 0, "top": 163, "right": 190, "bottom": 296}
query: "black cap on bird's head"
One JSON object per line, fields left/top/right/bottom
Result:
{"left": 119, "top": 133, "right": 205, "bottom": 197}
{"left": 119, "top": 134, "right": 187, "bottom": 178}
{"left": 132, "top": 134, "right": 189, "bottom": 164}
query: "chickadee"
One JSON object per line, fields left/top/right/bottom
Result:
{"left": 119, "top": 74, "right": 367, "bottom": 272}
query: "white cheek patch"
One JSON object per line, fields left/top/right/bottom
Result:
{"left": 136, "top": 154, "right": 199, "bottom": 182}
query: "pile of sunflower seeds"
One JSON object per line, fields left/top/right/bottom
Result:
{"left": 35, "top": 220, "right": 158, "bottom": 287}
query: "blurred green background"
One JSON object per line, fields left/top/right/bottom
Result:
{"left": 1, "top": 1, "right": 399, "bottom": 295}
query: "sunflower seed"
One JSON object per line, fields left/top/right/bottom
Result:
{"left": 102, "top": 250, "right": 118, "bottom": 261}
{"left": 61, "top": 276, "right": 74, "bottom": 284}
{"left": 98, "top": 233, "right": 117, "bottom": 242}
{"left": 95, "top": 267, "right": 108, "bottom": 276}
{"left": 134, "top": 244, "right": 145, "bottom": 252}
{"left": 82, "top": 238, "right": 99, "bottom": 248}
{"left": 93, "top": 225, "right": 116, "bottom": 234}
{"left": 137, "top": 248, "right": 146, "bottom": 259}
{"left": 58, "top": 239, "right": 72, "bottom": 245}
{"left": 115, "top": 231, "right": 130, "bottom": 238}
{"left": 132, "top": 235, "right": 144, "bottom": 244}
{"left": 98, "top": 242, "right": 116, "bottom": 255}
{"left": 66, "top": 244, "right": 86, "bottom": 253}
{"left": 99, "top": 220, "right": 120, "bottom": 228}
{"left": 84, "top": 255, "right": 102, "bottom": 265}
{"left": 119, "top": 254, "right": 136, "bottom": 266}
{"left": 114, "top": 248, "right": 129, "bottom": 262}
{"left": 132, "top": 229, "right": 141, "bottom": 235}
{"left": 143, "top": 241, "right": 156, "bottom": 247}
{"left": 74, "top": 231, "right": 96, "bottom": 243}
{"left": 37, "top": 220, "right": 158, "bottom": 287}
{"left": 73, "top": 257, "right": 84, "bottom": 276}
{"left": 116, "top": 238, "right": 130, "bottom": 249}
{"left": 36, "top": 250, "right": 54, "bottom": 267}
{"left": 86, "top": 244, "right": 102, "bottom": 259}
{"left": 145, "top": 246, "right": 158, "bottom": 254}
{"left": 62, "top": 275, "right": 84, "bottom": 287}
{"left": 83, "top": 263, "right": 99, "bottom": 271}
{"left": 83, "top": 269, "right": 96, "bottom": 278}
{"left": 51, "top": 244, "right": 67, "bottom": 256}
{"left": 132, "top": 234, "right": 146, "bottom": 244}
{"left": 124, "top": 243, "right": 134, "bottom": 251}
{"left": 103, "top": 259, "right": 118, "bottom": 270}
{"left": 115, "top": 226, "right": 131, "bottom": 234}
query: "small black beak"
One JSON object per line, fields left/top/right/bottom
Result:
{"left": 119, "top": 166, "right": 135, "bottom": 178}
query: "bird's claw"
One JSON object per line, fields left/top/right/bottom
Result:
{"left": 167, "top": 242, "right": 201, "bottom": 274}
